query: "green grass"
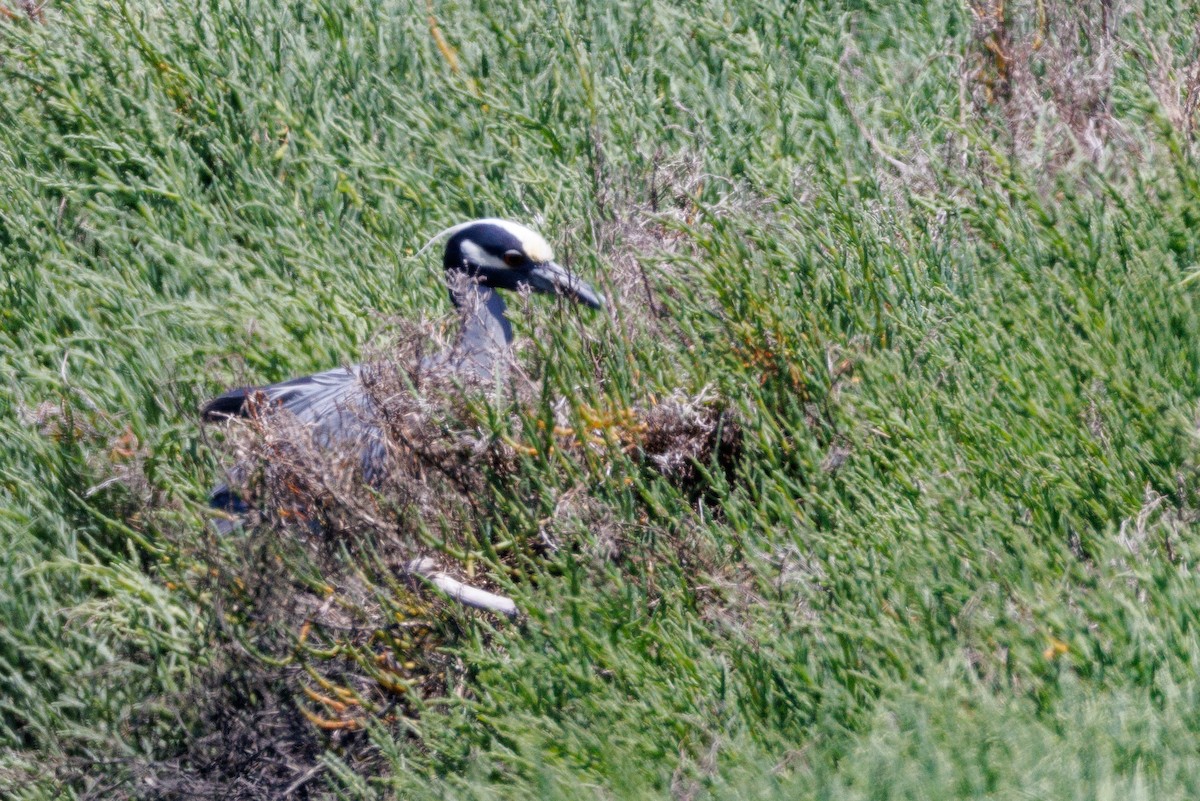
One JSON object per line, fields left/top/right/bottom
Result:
{"left": 5, "top": 0, "right": 1200, "bottom": 797}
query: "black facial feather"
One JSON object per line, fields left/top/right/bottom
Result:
{"left": 444, "top": 223, "right": 527, "bottom": 273}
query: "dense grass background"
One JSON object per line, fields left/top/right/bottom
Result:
{"left": 5, "top": 0, "right": 1200, "bottom": 797}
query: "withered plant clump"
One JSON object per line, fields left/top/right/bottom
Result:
{"left": 966, "top": 0, "right": 1131, "bottom": 175}
{"left": 554, "top": 386, "right": 741, "bottom": 490}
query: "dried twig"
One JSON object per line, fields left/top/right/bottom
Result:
{"left": 407, "top": 558, "right": 517, "bottom": 619}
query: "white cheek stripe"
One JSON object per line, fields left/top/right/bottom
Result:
{"left": 460, "top": 239, "right": 508, "bottom": 270}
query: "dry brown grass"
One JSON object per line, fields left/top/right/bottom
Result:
{"left": 965, "top": 0, "right": 1131, "bottom": 174}
{"left": 0, "top": 0, "right": 46, "bottom": 23}
{"left": 1132, "top": 18, "right": 1200, "bottom": 150}
{"left": 214, "top": 334, "right": 740, "bottom": 574}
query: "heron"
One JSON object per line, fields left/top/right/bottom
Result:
{"left": 202, "top": 218, "right": 604, "bottom": 542}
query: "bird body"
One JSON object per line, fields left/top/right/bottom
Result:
{"left": 204, "top": 219, "right": 601, "bottom": 531}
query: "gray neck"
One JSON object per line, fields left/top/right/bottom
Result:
{"left": 450, "top": 283, "right": 513, "bottom": 380}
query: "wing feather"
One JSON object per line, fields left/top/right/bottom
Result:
{"left": 203, "top": 364, "right": 389, "bottom": 527}
{"left": 202, "top": 366, "right": 363, "bottom": 423}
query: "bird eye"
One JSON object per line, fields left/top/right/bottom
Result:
{"left": 503, "top": 250, "right": 524, "bottom": 267}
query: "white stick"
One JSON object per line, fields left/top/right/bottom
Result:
{"left": 407, "top": 558, "right": 518, "bottom": 619}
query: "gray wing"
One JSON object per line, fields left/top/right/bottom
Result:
{"left": 204, "top": 365, "right": 388, "bottom": 518}
{"left": 202, "top": 365, "right": 366, "bottom": 425}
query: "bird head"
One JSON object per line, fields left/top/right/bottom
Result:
{"left": 427, "top": 218, "right": 604, "bottom": 309}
